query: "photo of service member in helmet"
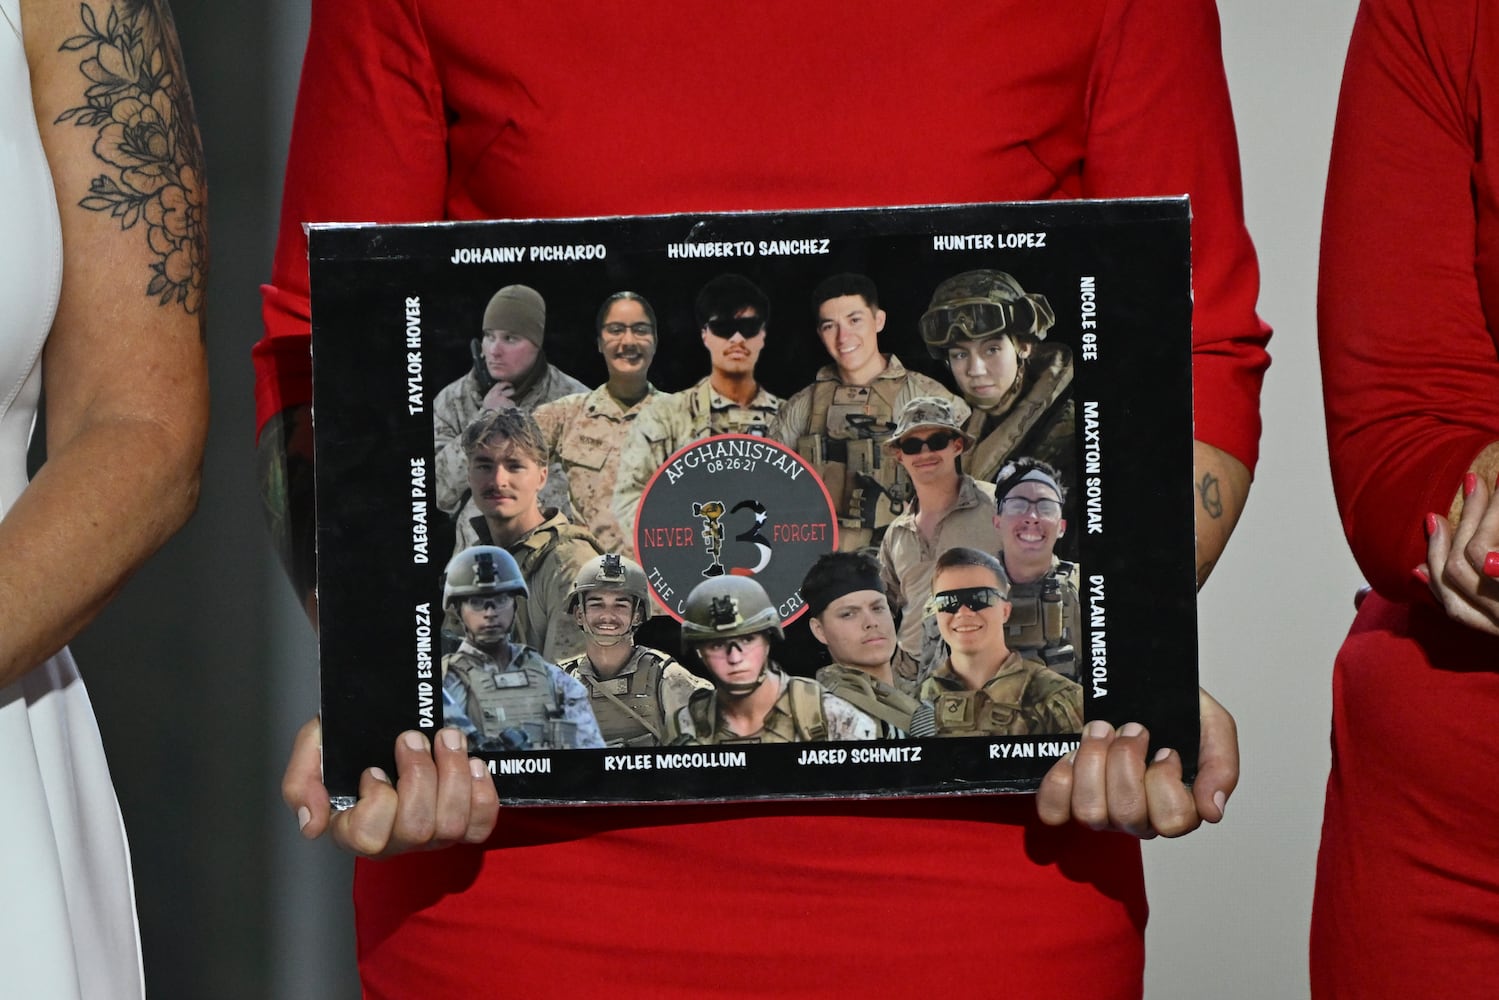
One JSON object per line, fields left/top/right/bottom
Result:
{"left": 612, "top": 274, "right": 782, "bottom": 550}
{"left": 455, "top": 407, "right": 603, "bottom": 662}
{"left": 532, "top": 292, "right": 665, "bottom": 558}
{"left": 876, "top": 396, "right": 1002, "bottom": 679}
{"left": 557, "top": 554, "right": 710, "bottom": 747}
{"left": 802, "top": 552, "right": 925, "bottom": 738}
{"left": 770, "top": 273, "right": 967, "bottom": 553}
{"left": 921, "top": 269, "right": 1073, "bottom": 493}
{"left": 917, "top": 547, "right": 1082, "bottom": 738}
{"left": 440, "top": 546, "right": 604, "bottom": 751}
{"left": 673, "top": 576, "right": 878, "bottom": 744}
{"left": 992, "top": 459, "right": 1081, "bottom": 681}
{"left": 432, "top": 284, "right": 586, "bottom": 531}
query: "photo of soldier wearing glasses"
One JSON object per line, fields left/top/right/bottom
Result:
{"left": 991, "top": 458, "right": 1081, "bottom": 681}
{"left": 612, "top": 273, "right": 782, "bottom": 549}
{"left": 917, "top": 546, "right": 1082, "bottom": 738}
{"left": 533, "top": 292, "right": 664, "bottom": 557}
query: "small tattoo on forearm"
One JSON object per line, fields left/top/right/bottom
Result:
{"left": 1198, "top": 472, "right": 1224, "bottom": 520}
{"left": 55, "top": 1, "right": 207, "bottom": 315}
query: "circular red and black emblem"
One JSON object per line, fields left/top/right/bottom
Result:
{"left": 635, "top": 434, "right": 837, "bottom": 624}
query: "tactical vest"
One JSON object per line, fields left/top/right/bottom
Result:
{"left": 444, "top": 648, "right": 580, "bottom": 749}
{"left": 562, "top": 648, "right": 670, "bottom": 748}
{"left": 796, "top": 377, "right": 911, "bottom": 548}
{"left": 688, "top": 381, "right": 775, "bottom": 437}
{"left": 929, "top": 659, "right": 1038, "bottom": 737}
{"left": 684, "top": 673, "right": 829, "bottom": 744}
{"left": 815, "top": 663, "right": 919, "bottom": 736}
{"left": 963, "top": 344, "right": 1074, "bottom": 482}
{"left": 1005, "top": 562, "right": 1079, "bottom": 680}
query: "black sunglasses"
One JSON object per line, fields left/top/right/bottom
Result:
{"left": 926, "top": 586, "right": 1005, "bottom": 616}
{"left": 705, "top": 316, "right": 765, "bottom": 339}
{"left": 896, "top": 430, "right": 959, "bottom": 455}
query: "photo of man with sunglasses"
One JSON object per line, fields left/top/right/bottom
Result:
{"left": 921, "top": 269, "right": 1074, "bottom": 490}
{"left": 612, "top": 274, "right": 782, "bottom": 552}
{"left": 877, "top": 396, "right": 1002, "bottom": 679}
{"left": 770, "top": 273, "right": 967, "bottom": 552}
{"left": 992, "top": 459, "right": 1081, "bottom": 681}
{"left": 917, "top": 546, "right": 1082, "bottom": 738}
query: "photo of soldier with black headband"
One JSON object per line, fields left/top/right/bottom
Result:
{"left": 992, "top": 459, "right": 1081, "bottom": 680}
{"left": 802, "top": 551, "right": 926, "bottom": 738}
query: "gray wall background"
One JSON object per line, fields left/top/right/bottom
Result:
{"left": 66, "top": 1, "right": 1363, "bottom": 996}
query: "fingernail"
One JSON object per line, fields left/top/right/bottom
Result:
{"left": 403, "top": 731, "right": 426, "bottom": 752}
{"left": 1153, "top": 747, "right": 1171, "bottom": 763}
{"left": 441, "top": 728, "right": 462, "bottom": 751}
{"left": 1119, "top": 722, "right": 1144, "bottom": 738}
{"left": 297, "top": 806, "right": 311, "bottom": 831}
{"left": 1425, "top": 513, "right": 1440, "bottom": 538}
{"left": 469, "top": 758, "right": 488, "bottom": 780}
{"left": 1485, "top": 553, "right": 1499, "bottom": 579}
{"left": 1413, "top": 565, "right": 1430, "bottom": 585}
{"left": 1086, "top": 720, "right": 1111, "bottom": 740}
{"left": 1466, "top": 472, "right": 1479, "bottom": 497}
{"left": 369, "top": 767, "right": 391, "bottom": 784}
{"left": 1214, "top": 790, "right": 1227, "bottom": 817}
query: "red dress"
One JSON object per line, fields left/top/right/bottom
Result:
{"left": 1314, "top": 0, "right": 1499, "bottom": 994}
{"left": 258, "top": 1, "right": 1269, "bottom": 995}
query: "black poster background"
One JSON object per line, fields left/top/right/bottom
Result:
{"left": 309, "top": 199, "right": 1196, "bottom": 804}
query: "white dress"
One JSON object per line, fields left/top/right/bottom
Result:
{"left": 0, "top": 3, "right": 145, "bottom": 996}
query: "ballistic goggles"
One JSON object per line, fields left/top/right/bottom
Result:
{"left": 919, "top": 295, "right": 1054, "bottom": 354}
{"left": 926, "top": 585, "right": 1009, "bottom": 616}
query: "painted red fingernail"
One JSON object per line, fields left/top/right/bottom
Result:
{"left": 1425, "top": 513, "right": 1441, "bottom": 538}
{"left": 1485, "top": 552, "right": 1499, "bottom": 578}
{"left": 1413, "top": 565, "right": 1430, "bottom": 584}
{"left": 1466, "top": 472, "right": 1480, "bottom": 497}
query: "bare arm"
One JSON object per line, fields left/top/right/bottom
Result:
{"left": 1192, "top": 439, "right": 1251, "bottom": 588}
{"left": 0, "top": 0, "right": 208, "bottom": 686}
{"left": 256, "top": 402, "right": 317, "bottom": 624}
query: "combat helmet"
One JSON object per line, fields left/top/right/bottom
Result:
{"left": 680, "top": 575, "right": 784, "bottom": 645}
{"left": 568, "top": 553, "right": 651, "bottom": 644}
{"left": 919, "top": 269, "right": 1056, "bottom": 358}
{"left": 443, "top": 545, "right": 527, "bottom": 609}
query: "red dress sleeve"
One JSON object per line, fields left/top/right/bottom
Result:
{"left": 1086, "top": 0, "right": 1272, "bottom": 473}
{"left": 253, "top": 0, "right": 448, "bottom": 436}
{"left": 1319, "top": 0, "right": 1495, "bottom": 597}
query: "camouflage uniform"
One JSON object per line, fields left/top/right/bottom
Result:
{"left": 918, "top": 650, "right": 1082, "bottom": 737}
{"left": 960, "top": 342, "right": 1075, "bottom": 486}
{"left": 1004, "top": 557, "right": 1082, "bottom": 681}
{"left": 878, "top": 474, "right": 1001, "bottom": 664}
{"left": 674, "top": 666, "right": 878, "bottom": 744}
{"left": 466, "top": 510, "right": 603, "bottom": 663}
{"left": 772, "top": 357, "right": 969, "bottom": 551}
{"left": 558, "top": 644, "right": 709, "bottom": 747}
{"left": 533, "top": 383, "right": 660, "bottom": 556}
{"left": 612, "top": 376, "right": 781, "bottom": 553}
{"left": 432, "top": 364, "right": 588, "bottom": 526}
{"left": 441, "top": 638, "right": 605, "bottom": 749}
{"left": 814, "top": 661, "right": 923, "bottom": 737}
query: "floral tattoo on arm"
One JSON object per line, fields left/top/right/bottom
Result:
{"left": 54, "top": 0, "right": 206, "bottom": 315}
